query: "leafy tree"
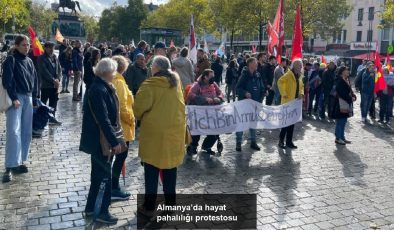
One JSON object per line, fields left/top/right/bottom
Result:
{"left": 0, "top": 0, "right": 29, "bottom": 34}
{"left": 28, "top": 1, "right": 57, "bottom": 39}
{"left": 382, "top": 0, "right": 394, "bottom": 26}
{"left": 80, "top": 14, "right": 99, "bottom": 43}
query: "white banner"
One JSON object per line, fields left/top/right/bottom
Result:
{"left": 186, "top": 99, "right": 303, "bottom": 135}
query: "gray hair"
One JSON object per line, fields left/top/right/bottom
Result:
{"left": 152, "top": 55, "right": 179, "bottom": 88}
{"left": 93, "top": 58, "right": 118, "bottom": 78}
{"left": 291, "top": 58, "right": 303, "bottom": 69}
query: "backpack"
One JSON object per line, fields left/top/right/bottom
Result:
{"left": 355, "top": 68, "right": 366, "bottom": 91}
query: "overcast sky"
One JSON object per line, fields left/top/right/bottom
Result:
{"left": 34, "top": 0, "right": 168, "bottom": 16}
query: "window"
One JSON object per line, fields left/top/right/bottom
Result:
{"left": 356, "top": 31, "right": 362, "bottom": 42}
{"left": 358, "top": 8, "right": 364, "bottom": 21}
{"left": 343, "top": 30, "right": 347, "bottom": 43}
{"left": 332, "top": 31, "right": 337, "bottom": 43}
{"left": 382, "top": 28, "right": 390, "bottom": 41}
{"left": 368, "top": 7, "right": 375, "bottom": 20}
{"left": 337, "top": 31, "right": 342, "bottom": 43}
{"left": 367, "top": 30, "right": 373, "bottom": 42}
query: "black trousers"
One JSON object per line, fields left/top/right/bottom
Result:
{"left": 279, "top": 124, "right": 295, "bottom": 144}
{"left": 369, "top": 97, "right": 376, "bottom": 118}
{"left": 266, "top": 89, "right": 275, "bottom": 105}
{"left": 85, "top": 149, "right": 112, "bottom": 214}
{"left": 144, "top": 163, "right": 177, "bottom": 211}
{"left": 191, "top": 135, "right": 218, "bottom": 150}
{"left": 41, "top": 88, "right": 59, "bottom": 112}
{"left": 112, "top": 142, "right": 129, "bottom": 190}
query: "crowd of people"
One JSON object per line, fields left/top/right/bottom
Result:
{"left": 1, "top": 35, "right": 394, "bottom": 224}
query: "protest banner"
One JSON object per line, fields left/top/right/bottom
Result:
{"left": 186, "top": 99, "right": 303, "bottom": 135}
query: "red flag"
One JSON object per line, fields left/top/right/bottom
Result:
{"left": 374, "top": 42, "right": 386, "bottom": 92}
{"left": 170, "top": 39, "right": 175, "bottom": 48}
{"left": 267, "top": 21, "right": 278, "bottom": 55}
{"left": 385, "top": 52, "right": 393, "bottom": 73}
{"left": 274, "top": 0, "right": 284, "bottom": 63}
{"left": 28, "top": 26, "right": 44, "bottom": 56}
{"left": 321, "top": 55, "right": 327, "bottom": 65}
{"left": 291, "top": 4, "right": 303, "bottom": 61}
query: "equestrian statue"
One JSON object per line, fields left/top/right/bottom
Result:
{"left": 56, "top": 0, "right": 82, "bottom": 15}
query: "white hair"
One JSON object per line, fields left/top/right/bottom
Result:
{"left": 93, "top": 58, "right": 118, "bottom": 78}
{"left": 291, "top": 58, "right": 303, "bottom": 69}
{"left": 152, "top": 55, "right": 171, "bottom": 71}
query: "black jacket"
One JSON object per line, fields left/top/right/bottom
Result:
{"left": 124, "top": 63, "right": 148, "bottom": 95}
{"left": 322, "top": 68, "right": 336, "bottom": 92}
{"left": 79, "top": 77, "right": 119, "bottom": 154}
{"left": 332, "top": 77, "right": 354, "bottom": 119}
{"left": 236, "top": 67, "right": 265, "bottom": 102}
{"left": 2, "top": 51, "right": 38, "bottom": 101}
{"left": 72, "top": 47, "right": 83, "bottom": 71}
{"left": 211, "top": 60, "right": 223, "bottom": 83}
{"left": 260, "top": 62, "right": 276, "bottom": 88}
{"left": 83, "top": 59, "right": 95, "bottom": 90}
{"left": 37, "top": 53, "right": 62, "bottom": 89}
{"left": 225, "top": 66, "right": 238, "bottom": 85}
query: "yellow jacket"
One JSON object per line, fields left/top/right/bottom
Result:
{"left": 112, "top": 73, "right": 135, "bottom": 141}
{"left": 278, "top": 69, "right": 304, "bottom": 105}
{"left": 134, "top": 75, "right": 186, "bottom": 169}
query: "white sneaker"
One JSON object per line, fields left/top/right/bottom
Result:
{"left": 361, "top": 117, "right": 366, "bottom": 122}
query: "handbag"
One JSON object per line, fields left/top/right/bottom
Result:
{"left": 0, "top": 80, "right": 12, "bottom": 112}
{"left": 0, "top": 56, "right": 14, "bottom": 112}
{"left": 338, "top": 97, "right": 351, "bottom": 114}
{"left": 88, "top": 88, "right": 128, "bottom": 156}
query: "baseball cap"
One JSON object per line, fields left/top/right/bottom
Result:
{"left": 154, "top": 41, "right": 166, "bottom": 49}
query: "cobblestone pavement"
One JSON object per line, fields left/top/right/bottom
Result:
{"left": 0, "top": 87, "right": 394, "bottom": 230}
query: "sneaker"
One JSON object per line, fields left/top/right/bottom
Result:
{"left": 250, "top": 142, "right": 261, "bottom": 151}
{"left": 344, "top": 139, "right": 352, "bottom": 144}
{"left": 12, "top": 164, "right": 28, "bottom": 174}
{"left": 72, "top": 97, "right": 81, "bottom": 102}
{"left": 278, "top": 142, "right": 286, "bottom": 149}
{"left": 84, "top": 211, "right": 94, "bottom": 218}
{"left": 65, "top": 90, "right": 70, "bottom": 93}
{"left": 235, "top": 143, "right": 242, "bottom": 152}
{"left": 96, "top": 212, "right": 118, "bottom": 224}
{"left": 60, "top": 90, "right": 65, "bottom": 94}
{"left": 111, "top": 189, "right": 131, "bottom": 201}
{"left": 138, "top": 205, "right": 155, "bottom": 217}
{"left": 286, "top": 143, "right": 298, "bottom": 149}
{"left": 378, "top": 120, "right": 385, "bottom": 124}
{"left": 32, "top": 129, "right": 43, "bottom": 138}
{"left": 2, "top": 169, "right": 12, "bottom": 183}
{"left": 361, "top": 117, "right": 366, "bottom": 123}
{"left": 48, "top": 117, "right": 62, "bottom": 126}
{"left": 335, "top": 139, "right": 346, "bottom": 145}
{"left": 202, "top": 149, "right": 216, "bottom": 155}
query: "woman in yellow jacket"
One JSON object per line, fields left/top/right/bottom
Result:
{"left": 277, "top": 58, "right": 304, "bottom": 149}
{"left": 134, "top": 55, "right": 186, "bottom": 216}
{"left": 111, "top": 55, "right": 135, "bottom": 200}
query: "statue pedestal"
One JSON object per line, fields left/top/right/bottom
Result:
{"left": 52, "top": 11, "right": 85, "bottom": 41}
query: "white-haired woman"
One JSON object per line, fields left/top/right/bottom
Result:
{"left": 134, "top": 56, "right": 186, "bottom": 216}
{"left": 277, "top": 59, "right": 304, "bottom": 149}
{"left": 79, "top": 58, "right": 122, "bottom": 224}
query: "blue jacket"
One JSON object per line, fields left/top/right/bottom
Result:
{"left": 2, "top": 51, "right": 38, "bottom": 101}
{"left": 79, "top": 77, "right": 119, "bottom": 154}
{"left": 361, "top": 69, "right": 375, "bottom": 95}
{"left": 236, "top": 67, "right": 265, "bottom": 103}
{"left": 72, "top": 47, "right": 83, "bottom": 71}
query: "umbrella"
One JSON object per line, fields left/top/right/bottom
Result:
{"left": 93, "top": 178, "right": 108, "bottom": 221}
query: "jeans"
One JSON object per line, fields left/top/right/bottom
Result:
{"left": 41, "top": 88, "right": 59, "bottom": 112}
{"left": 61, "top": 71, "right": 70, "bottom": 91}
{"left": 73, "top": 71, "right": 82, "bottom": 99}
{"left": 279, "top": 125, "right": 295, "bottom": 144}
{"left": 388, "top": 96, "right": 393, "bottom": 117}
{"left": 319, "top": 90, "right": 329, "bottom": 117}
{"left": 5, "top": 94, "right": 33, "bottom": 168}
{"left": 379, "top": 94, "right": 390, "bottom": 122}
{"left": 236, "top": 129, "right": 257, "bottom": 144}
{"left": 274, "top": 92, "right": 281, "bottom": 105}
{"left": 112, "top": 142, "right": 129, "bottom": 190}
{"left": 361, "top": 93, "right": 373, "bottom": 118}
{"left": 190, "top": 135, "right": 217, "bottom": 150}
{"left": 226, "top": 83, "right": 236, "bottom": 103}
{"left": 308, "top": 88, "right": 320, "bottom": 113}
{"left": 85, "top": 149, "right": 112, "bottom": 214}
{"left": 335, "top": 118, "right": 347, "bottom": 140}
{"left": 144, "top": 163, "right": 177, "bottom": 211}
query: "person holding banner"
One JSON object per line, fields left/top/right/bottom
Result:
{"left": 277, "top": 59, "right": 304, "bottom": 149}
{"left": 186, "top": 69, "right": 224, "bottom": 155}
{"left": 235, "top": 57, "right": 265, "bottom": 152}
